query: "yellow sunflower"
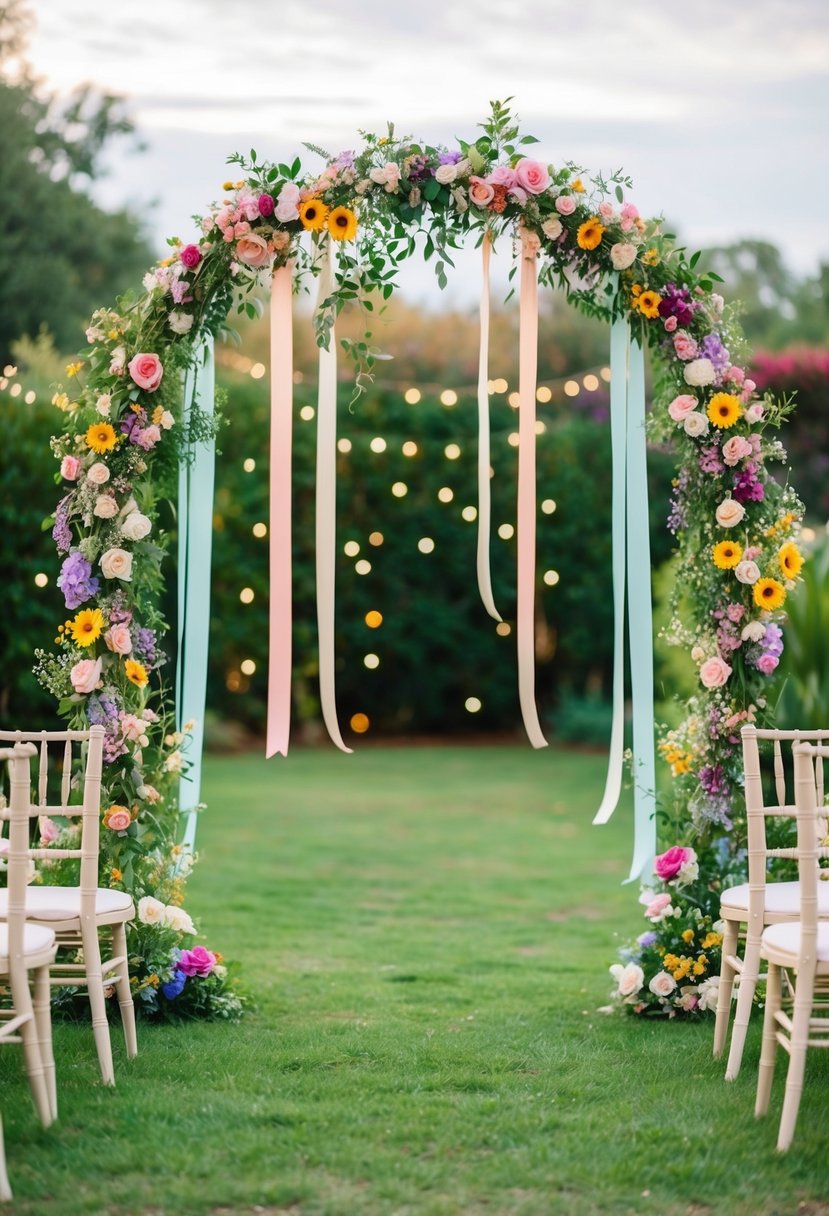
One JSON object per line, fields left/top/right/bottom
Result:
{"left": 299, "top": 199, "right": 329, "bottom": 232}
{"left": 85, "top": 421, "right": 118, "bottom": 453}
{"left": 576, "top": 217, "right": 605, "bottom": 251}
{"left": 778, "top": 541, "right": 804, "bottom": 579}
{"left": 327, "top": 206, "right": 358, "bottom": 242}
{"left": 712, "top": 540, "right": 743, "bottom": 570}
{"left": 753, "top": 578, "right": 786, "bottom": 611}
{"left": 571, "top": 178, "right": 585, "bottom": 193}
{"left": 70, "top": 608, "right": 105, "bottom": 648}
{"left": 633, "top": 289, "right": 662, "bottom": 319}
{"left": 125, "top": 659, "right": 149, "bottom": 688}
{"left": 706, "top": 392, "right": 742, "bottom": 429}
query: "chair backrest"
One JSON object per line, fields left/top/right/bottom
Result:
{"left": 0, "top": 727, "right": 105, "bottom": 901}
{"left": 792, "top": 743, "right": 829, "bottom": 946}
{"left": 741, "top": 726, "right": 829, "bottom": 893}
{"left": 0, "top": 743, "right": 38, "bottom": 962}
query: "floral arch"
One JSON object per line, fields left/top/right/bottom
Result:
{"left": 38, "top": 101, "right": 804, "bottom": 1019}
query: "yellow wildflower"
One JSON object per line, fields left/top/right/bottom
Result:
{"left": 65, "top": 361, "right": 83, "bottom": 378}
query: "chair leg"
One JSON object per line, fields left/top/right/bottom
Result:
{"left": 0, "top": 1112, "right": 11, "bottom": 1203}
{"left": 80, "top": 922, "right": 115, "bottom": 1087}
{"left": 32, "top": 965, "right": 57, "bottom": 1123}
{"left": 726, "top": 929, "right": 763, "bottom": 1080}
{"left": 9, "top": 971, "right": 52, "bottom": 1128}
{"left": 111, "top": 922, "right": 137, "bottom": 1060}
{"left": 776, "top": 964, "right": 814, "bottom": 1151}
{"left": 755, "top": 960, "right": 781, "bottom": 1117}
{"left": 713, "top": 918, "right": 739, "bottom": 1058}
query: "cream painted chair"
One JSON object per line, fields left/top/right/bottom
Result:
{"left": 714, "top": 725, "right": 829, "bottom": 1080}
{"left": 0, "top": 727, "right": 137, "bottom": 1088}
{"left": 755, "top": 741, "right": 829, "bottom": 1150}
{"left": 0, "top": 742, "right": 58, "bottom": 1201}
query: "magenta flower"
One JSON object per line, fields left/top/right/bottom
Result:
{"left": 258, "top": 193, "right": 275, "bottom": 217}
{"left": 654, "top": 845, "right": 694, "bottom": 881}
{"left": 180, "top": 244, "right": 202, "bottom": 269}
{"left": 176, "top": 946, "right": 217, "bottom": 977}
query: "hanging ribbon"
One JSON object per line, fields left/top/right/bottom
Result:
{"left": 592, "top": 315, "right": 657, "bottom": 883}
{"left": 516, "top": 234, "right": 548, "bottom": 750}
{"left": 476, "top": 232, "right": 501, "bottom": 622}
{"left": 266, "top": 263, "right": 294, "bottom": 759}
{"left": 315, "top": 242, "right": 352, "bottom": 753}
{"left": 176, "top": 335, "right": 215, "bottom": 854}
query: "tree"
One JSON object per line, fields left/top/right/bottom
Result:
{"left": 0, "top": 1, "right": 153, "bottom": 357}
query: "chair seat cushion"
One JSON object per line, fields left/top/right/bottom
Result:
{"left": 762, "top": 921, "right": 829, "bottom": 963}
{"left": 0, "top": 886, "right": 133, "bottom": 922}
{"left": 721, "top": 880, "right": 829, "bottom": 917}
{"left": 0, "top": 921, "right": 56, "bottom": 965}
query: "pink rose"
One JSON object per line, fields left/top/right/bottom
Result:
{"left": 667, "top": 394, "right": 697, "bottom": 423}
{"left": 137, "top": 425, "right": 162, "bottom": 451}
{"left": 177, "top": 946, "right": 217, "bottom": 977}
{"left": 724, "top": 366, "right": 745, "bottom": 386}
{"left": 673, "top": 332, "right": 698, "bottom": 361}
{"left": 87, "top": 461, "right": 110, "bottom": 485}
{"left": 105, "top": 807, "right": 132, "bottom": 832}
{"left": 105, "top": 623, "right": 132, "bottom": 655}
{"left": 663, "top": 316, "right": 678, "bottom": 333}
{"left": 258, "top": 193, "right": 275, "bottom": 217}
{"left": 619, "top": 202, "right": 639, "bottom": 232}
{"left": 715, "top": 498, "right": 746, "bottom": 528}
{"left": 235, "top": 233, "right": 271, "bottom": 269}
{"left": 598, "top": 201, "right": 615, "bottom": 221}
{"left": 509, "top": 184, "right": 528, "bottom": 205}
{"left": 609, "top": 242, "right": 637, "bottom": 271}
{"left": 644, "top": 892, "right": 672, "bottom": 921}
{"left": 180, "top": 244, "right": 202, "bottom": 269}
{"left": 61, "top": 455, "right": 81, "bottom": 480}
{"left": 514, "top": 158, "right": 551, "bottom": 195}
{"left": 699, "top": 656, "right": 732, "bottom": 688}
{"left": 745, "top": 402, "right": 765, "bottom": 423}
{"left": 654, "top": 845, "right": 693, "bottom": 881}
{"left": 757, "top": 654, "right": 779, "bottom": 675}
{"left": 275, "top": 182, "right": 301, "bottom": 223}
{"left": 721, "top": 435, "right": 753, "bottom": 466}
{"left": 128, "top": 353, "right": 164, "bottom": 392}
{"left": 39, "top": 816, "right": 59, "bottom": 845}
{"left": 70, "top": 656, "right": 102, "bottom": 695}
{"left": 555, "top": 195, "right": 576, "bottom": 216}
{"left": 488, "top": 165, "right": 516, "bottom": 189}
{"left": 468, "top": 176, "right": 495, "bottom": 207}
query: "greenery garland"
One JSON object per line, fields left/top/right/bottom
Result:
{"left": 36, "top": 99, "right": 803, "bottom": 1021}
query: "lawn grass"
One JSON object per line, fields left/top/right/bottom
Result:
{"left": 2, "top": 743, "right": 828, "bottom": 1215}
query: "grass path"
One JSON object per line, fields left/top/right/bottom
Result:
{"left": 2, "top": 745, "right": 828, "bottom": 1214}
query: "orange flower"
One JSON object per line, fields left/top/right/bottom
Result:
{"left": 576, "top": 217, "right": 605, "bottom": 251}
{"left": 124, "top": 659, "right": 149, "bottom": 688}
{"left": 633, "top": 290, "right": 662, "bottom": 319}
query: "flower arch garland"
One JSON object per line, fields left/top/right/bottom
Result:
{"left": 38, "top": 101, "right": 804, "bottom": 1019}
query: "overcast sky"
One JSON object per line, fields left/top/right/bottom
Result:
{"left": 28, "top": 0, "right": 829, "bottom": 305}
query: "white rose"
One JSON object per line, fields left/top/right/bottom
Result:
{"left": 159, "top": 410, "right": 175, "bottom": 431}
{"left": 609, "top": 242, "right": 637, "bottom": 270}
{"left": 609, "top": 962, "right": 645, "bottom": 998}
{"left": 100, "top": 548, "right": 133, "bottom": 581}
{"left": 96, "top": 394, "right": 111, "bottom": 416}
{"left": 142, "top": 272, "right": 157, "bottom": 292}
{"left": 648, "top": 970, "right": 677, "bottom": 998}
{"left": 684, "top": 358, "right": 716, "bottom": 387}
{"left": 715, "top": 498, "right": 746, "bottom": 528}
{"left": 122, "top": 511, "right": 152, "bottom": 542}
{"left": 676, "top": 856, "right": 699, "bottom": 885}
{"left": 163, "top": 905, "right": 196, "bottom": 935}
{"left": 93, "top": 495, "right": 119, "bottom": 520}
{"left": 138, "top": 895, "right": 165, "bottom": 925}
{"left": 741, "top": 620, "right": 766, "bottom": 642}
{"left": 690, "top": 645, "right": 705, "bottom": 662}
{"left": 435, "top": 163, "right": 457, "bottom": 185}
{"left": 168, "top": 311, "right": 194, "bottom": 335}
{"left": 87, "top": 462, "right": 110, "bottom": 485}
{"left": 745, "top": 403, "right": 765, "bottom": 423}
{"left": 683, "top": 412, "right": 709, "bottom": 437}
{"left": 696, "top": 976, "right": 720, "bottom": 1012}
{"left": 109, "top": 345, "right": 126, "bottom": 375}
{"left": 542, "top": 216, "right": 563, "bottom": 241}
{"left": 164, "top": 750, "right": 184, "bottom": 773}
{"left": 735, "top": 561, "right": 761, "bottom": 586}
{"left": 369, "top": 166, "right": 389, "bottom": 185}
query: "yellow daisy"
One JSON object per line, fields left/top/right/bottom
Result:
{"left": 86, "top": 421, "right": 118, "bottom": 453}
{"left": 299, "top": 199, "right": 329, "bottom": 232}
{"left": 633, "top": 289, "right": 662, "bottom": 319}
{"left": 712, "top": 540, "right": 743, "bottom": 570}
{"left": 125, "top": 659, "right": 149, "bottom": 688}
{"left": 753, "top": 578, "right": 786, "bottom": 611}
{"left": 778, "top": 541, "right": 804, "bottom": 579}
{"left": 327, "top": 206, "right": 358, "bottom": 242}
{"left": 576, "top": 217, "right": 605, "bottom": 251}
{"left": 70, "top": 608, "right": 105, "bottom": 648}
{"left": 706, "top": 392, "right": 742, "bottom": 429}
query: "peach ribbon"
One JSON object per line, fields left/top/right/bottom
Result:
{"left": 476, "top": 232, "right": 502, "bottom": 622}
{"left": 315, "top": 242, "right": 352, "bottom": 753}
{"left": 517, "top": 236, "right": 548, "bottom": 750}
{"left": 266, "top": 263, "right": 294, "bottom": 758}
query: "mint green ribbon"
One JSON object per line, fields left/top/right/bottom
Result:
{"left": 592, "top": 316, "right": 656, "bottom": 883}
{"left": 176, "top": 335, "right": 215, "bottom": 855}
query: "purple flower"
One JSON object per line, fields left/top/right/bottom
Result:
{"left": 637, "top": 931, "right": 658, "bottom": 948}
{"left": 658, "top": 283, "right": 696, "bottom": 327}
{"left": 733, "top": 462, "right": 765, "bottom": 503}
{"left": 405, "top": 155, "right": 430, "bottom": 182}
{"left": 699, "top": 764, "right": 726, "bottom": 796}
{"left": 334, "top": 149, "right": 355, "bottom": 170}
{"left": 57, "top": 551, "right": 100, "bottom": 610}
{"left": 667, "top": 468, "right": 688, "bottom": 534}
{"left": 699, "top": 332, "right": 730, "bottom": 373}
{"left": 699, "top": 445, "right": 724, "bottom": 475}
{"left": 52, "top": 495, "right": 73, "bottom": 554}
{"left": 170, "top": 278, "right": 191, "bottom": 306}
{"left": 120, "top": 410, "right": 146, "bottom": 444}
{"left": 438, "top": 150, "right": 462, "bottom": 165}
{"left": 134, "top": 627, "right": 158, "bottom": 669}
{"left": 762, "top": 622, "right": 784, "bottom": 659}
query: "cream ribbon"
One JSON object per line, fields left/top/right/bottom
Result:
{"left": 476, "top": 232, "right": 502, "bottom": 622}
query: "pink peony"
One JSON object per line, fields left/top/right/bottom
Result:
{"left": 179, "top": 244, "right": 202, "bottom": 269}
{"left": 663, "top": 316, "right": 678, "bottom": 333}
{"left": 177, "top": 946, "right": 217, "bottom": 977}
{"left": 488, "top": 165, "right": 517, "bottom": 189}
{"left": 644, "top": 892, "right": 672, "bottom": 921}
{"left": 128, "top": 353, "right": 164, "bottom": 392}
{"left": 105, "top": 623, "right": 132, "bottom": 655}
{"left": 699, "top": 656, "right": 732, "bottom": 688}
{"left": 468, "top": 176, "right": 495, "bottom": 207}
{"left": 757, "top": 654, "right": 779, "bottom": 675}
{"left": 514, "top": 158, "right": 551, "bottom": 195}
{"left": 667, "top": 394, "right": 697, "bottom": 423}
{"left": 275, "top": 182, "right": 301, "bottom": 223}
{"left": 235, "top": 233, "right": 271, "bottom": 269}
{"left": 654, "top": 845, "right": 693, "bottom": 881}
{"left": 673, "top": 332, "right": 698, "bottom": 361}
{"left": 70, "top": 656, "right": 102, "bottom": 695}
{"left": 554, "top": 194, "right": 576, "bottom": 216}
{"left": 60, "top": 455, "right": 81, "bottom": 480}
{"left": 136, "top": 425, "right": 162, "bottom": 451}
{"left": 721, "top": 435, "right": 753, "bottom": 466}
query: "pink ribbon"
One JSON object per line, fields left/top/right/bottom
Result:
{"left": 266, "top": 263, "right": 294, "bottom": 758}
{"left": 517, "top": 236, "right": 548, "bottom": 750}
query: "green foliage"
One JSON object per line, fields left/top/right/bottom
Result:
{"left": 775, "top": 531, "right": 829, "bottom": 728}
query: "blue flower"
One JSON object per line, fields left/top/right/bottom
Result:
{"left": 161, "top": 969, "right": 187, "bottom": 1000}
